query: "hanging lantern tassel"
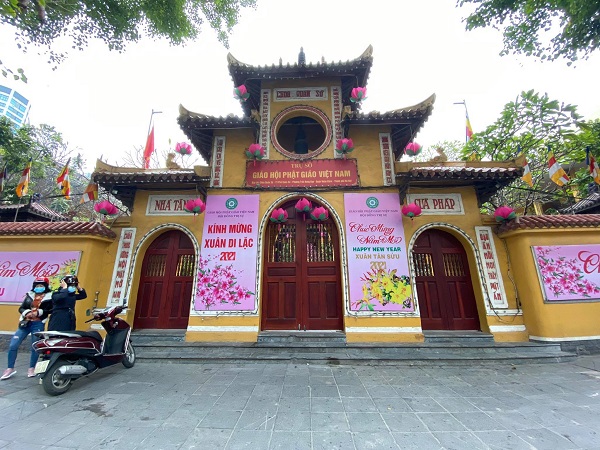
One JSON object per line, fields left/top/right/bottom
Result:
{"left": 184, "top": 198, "right": 206, "bottom": 219}
{"left": 335, "top": 138, "right": 354, "bottom": 159}
{"left": 494, "top": 205, "right": 517, "bottom": 223}
{"left": 401, "top": 203, "right": 422, "bottom": 225}
{"left": 295, "top": 198, "right": 312, "bottom": 222}
{"left": 246, "top": 143, "right": 265, "bottom": 166}
{"left": 310, "top": 206, "right": 329, "bottom": 222}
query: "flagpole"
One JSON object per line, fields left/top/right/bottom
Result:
{"left": 13, "top": 196, "right": 23, "bottom": 222}
{"left": 147, "top": 109, "right": 163, "bottom": 137}
{"left": 453, "top": 100, "right": 469, "bottom": 144}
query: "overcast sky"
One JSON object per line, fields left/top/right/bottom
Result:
{"left": 2, "top": 0, "right": 600, "bottom": 171}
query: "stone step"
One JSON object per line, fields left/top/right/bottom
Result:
{"left": 423, "top": 330, "right": 495, "bottom": 345}
{"left": 256, "top": 331, "right": 347, "bottom": 347}
{"left": 132, "top": 340, "right": 577, "bottom": 365}
{"left": 130, "top": 329, "right": 186, "bottom": 344}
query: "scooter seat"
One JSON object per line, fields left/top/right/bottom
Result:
{"left": 71, "top": 330, "right": 103, "bottom": 341}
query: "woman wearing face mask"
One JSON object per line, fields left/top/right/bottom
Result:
{"left": 1, "top": 277, "right": 53, "bottom": 380}
{"left": 47, "top": 275, "right": 87, "bottom": 332}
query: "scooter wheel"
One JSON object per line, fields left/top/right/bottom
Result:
{"left": 42, "top": 360, "right": 73, "bottom": 396}
{"left": 122, "top": 342, "right": 136, "bottom": 368}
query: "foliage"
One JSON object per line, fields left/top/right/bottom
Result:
{"left": 458, "top": 0, "right": 600, "bottom": 62}
{"left": 411, "top": 140, "right": 464, "bottom": 162}
{"left": 458, "top": 90, "right": 588, "bottom": 213}
{"left": 0, "top": 116, "right": 95, "bottom": 219}
{"left": 1, "top": 0, "right": 256, "bottom": 79}
{"left": 569, "top": 119, "right": 600, "bottom": 199}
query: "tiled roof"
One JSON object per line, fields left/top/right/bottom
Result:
{"left": 497, "top": 214, "right": 600, "bottom": 233}
{"left": 0, "top": 221, "right": 116, "bottom": 238}
{"left": 397, "top": 165, "right": 523, "bottom": 205}
{"left": 0, "top": 202, "right": 69, "bottom": 221}
{"left": 227, "top": 46, "right": 373, "bottom": 117}
{"left": 559, "top": 192, "right": 600, "bottom": 214}
{"left": 347, "top": 94, "right": 436, "bottom": 122}
{"left": 398, "top": 166, "right": 522, "bottom": 181}
{"left": 93, "top": 169, "right": 209, "bottom": 184}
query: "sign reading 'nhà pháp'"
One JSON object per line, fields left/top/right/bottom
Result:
{"left": 245, "top": 159, "right": 359, "bottom": 189}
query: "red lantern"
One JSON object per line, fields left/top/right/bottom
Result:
{"left": 401, "top": 203, "right": 422, "bottom": 220}
{"left": 175, "top": 142, "right": 192, "bottom": 156}
{"left": 233, "top": 84, "right": 250, "bottom": 102}
{"left": 335, "top": 138, "right": 354, "bottom": 158}
{"left": 310, "top": 206, "right": 329, "bottom": 222}
{"left": 184, "top": 198, "right": 206, "bottom": 216}
{"left": 245, "top": 143, "right": 265, "bottom": 166}
{"left": 494, "top": 206, "right": 516, "bottom": 222}
{"left": 270, "top": 208, "right": 288, "bottom": 223}
{"left": 404, "top": 142, "right": 422, "bottom": 157}
{"left": 350, "top": 87, "right": 367, "bottom": 103}
{"left": 94, "top": 200, "right": 118, "bottom": 216}
{"left": 295, "top": 198, "right": 311, "bottom": 214}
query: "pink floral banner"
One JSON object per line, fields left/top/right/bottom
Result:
{"left": 533, "top": 245, "right": 600, "bottom": 302}
{"left": 344, "top": 193, "right": 414, "bottom": 312}
{"left": 194, "top": 195, "right": 259, "bottom": 311}
{"left": 0, "top": 252, "right": 81, "bottom": 304}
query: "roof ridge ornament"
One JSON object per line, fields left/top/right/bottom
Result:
{"left": 298, "top": 47, "right": 305, "bottom": 65}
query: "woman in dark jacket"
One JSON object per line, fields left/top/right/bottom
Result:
{"left": 1, "top": 277, "right": 53, "bottom": 380}
{"left": 47, "top": 275, "right": 87, "bottom": 332}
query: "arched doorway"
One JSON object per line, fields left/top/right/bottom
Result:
{"left": 413, "top": 228, "right": 480, "bottom": 331}
{"left": 134, "top": 230, "right": 195, "bottom": 329}
{"left": 261, "top": 199, "right": 343, "bottom": 331}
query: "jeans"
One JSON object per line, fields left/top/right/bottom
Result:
{"left": 7, "top": 320, "right": 45, "bottom": 369}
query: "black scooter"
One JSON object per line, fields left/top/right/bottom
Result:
{"left": 33, "top": 304, "right": 135, "bottom": 395}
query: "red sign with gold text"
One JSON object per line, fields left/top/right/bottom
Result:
{"left": 245, "top": 159, "right": 359, "bottom": 188}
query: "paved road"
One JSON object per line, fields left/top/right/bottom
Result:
{"left": 0, "top": 352, "right": 599, "bottom": 449}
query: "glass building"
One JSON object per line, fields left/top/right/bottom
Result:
{"left": 0, "top": 85, "right": 30, "bottom": 127}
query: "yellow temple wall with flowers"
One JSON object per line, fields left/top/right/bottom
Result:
{"left": 0, "top": 235, "right": 115, "bottom": 334}
{"left": 500, "top": 227, "right": 600, "bottom": 342}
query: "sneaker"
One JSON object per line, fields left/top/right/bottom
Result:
{"left": 27, "top": 368, "right": 36, "bottom": 378}
{"left": 1, "top": 368, "right": 16, "bottom": 380}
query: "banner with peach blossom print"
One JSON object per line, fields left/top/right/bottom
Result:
{"left": 194, "top": 195, "right": 259, "bottom": 311}
{"left": 533, "top": 245, "right": 600, "bottom": 302}
{"left": 344, "top": 193, "right": 414, "bottom": 312}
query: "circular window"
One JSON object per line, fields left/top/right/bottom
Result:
{"left": 271, "top": 106, "right": 332, "bottom": 159}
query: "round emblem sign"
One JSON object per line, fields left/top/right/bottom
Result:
{"left": 366, "top": 197, "right": 379, "bottom": 209}
{"left": 226, "top": 198, "right": 238, "bottom": 210}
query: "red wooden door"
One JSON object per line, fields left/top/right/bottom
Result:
{"left": 262, "top": 201, "right": 343, "bottom": 331}
{"left": 413, "top": 229, "right": 480, "bottom": 331}
{"left": 134, "top": 230, "right": 194, "bottom": 329}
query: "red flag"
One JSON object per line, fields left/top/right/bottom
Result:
{"left": 143, "top": 126, "right": 155, "bottom": 169}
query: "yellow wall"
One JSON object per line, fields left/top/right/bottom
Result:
{"left": 501, "top": 228, "right": 600, "bottom": 340}
{"left": 0, "top": 235, "right": 114, "bottom": 332}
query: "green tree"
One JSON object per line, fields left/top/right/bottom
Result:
{"left": 0, "top": 116, "right": 93, "bottom": 218}
{"left": 568, "top": 119, "right": 600, "bottom": 200}
{"left": 459, "top": 90, "right": 586, "bottom": 213}
{"left": 1, "top": 0, "right": 256, "bottom": 78}
{"left": 458, "top": 0, "right": 600, "bottom": 62}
